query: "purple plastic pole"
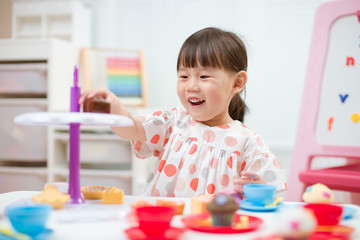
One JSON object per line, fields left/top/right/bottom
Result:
{"left": 68, "top": 65, "right": 84, "bottom": 204}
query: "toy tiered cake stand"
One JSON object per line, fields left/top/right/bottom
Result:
{"left": 14, "top": 66, "right": 133, "bottom": 204}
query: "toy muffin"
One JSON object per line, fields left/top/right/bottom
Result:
{"left": 206, "top": 194, "right": 238, "bottom": 226}
{"left": 302, "top": 183, "right": 334, "bottom": 203}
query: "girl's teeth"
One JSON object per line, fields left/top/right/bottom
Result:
{"left": 189, "top": 99, "right": 203, "bottom": 103}
{"left": 189, "top": 99, "right": 205, "bottom": 105}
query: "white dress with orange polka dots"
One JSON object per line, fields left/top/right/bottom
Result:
{"left": 131, "top": 108, "right": 287, "bottom": 197}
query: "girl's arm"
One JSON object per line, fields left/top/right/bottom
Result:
{"left": 79, "top": 87, "right": 146, "bottom": 141}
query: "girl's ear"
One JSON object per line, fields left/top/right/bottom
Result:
{"left": 233, "top": 71, "right": 247, "bottom": 93}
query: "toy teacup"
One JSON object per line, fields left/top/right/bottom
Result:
{"left": 5, "top": 204, "right": 52, "bottom": 238}
{"left": 303, "top": 203, "right": 343, "bottom": 226}
{"left": 135, "top": 206, "right": 174, "bottom": 236}
{"left": 243, "top": 184, "right": 276, "bottom": 206}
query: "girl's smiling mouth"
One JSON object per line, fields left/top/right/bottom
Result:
{"left": 188, "top": 98, "right": 205, "bottom": 106}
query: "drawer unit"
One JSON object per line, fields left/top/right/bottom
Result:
{"left": 66, "top": 137, "right": 132, "bottom": 164}
{"left": 0, "top": 63, "right": 47, "bottom": 96}
{"left": 0, "top": 171, "right": 47, "bottom": 193}
{"left": 0, "top": 99, "right": 47, "bottom": 161}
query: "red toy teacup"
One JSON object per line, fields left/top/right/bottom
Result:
{"left": 135, "top": 206, "right": 174, "bottom": 236}
{"left": 303, "top": 203, "right": 343, "bottom": 226}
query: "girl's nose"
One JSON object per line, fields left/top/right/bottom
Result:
{"left": 186, "top": 78, "right": 200, "bottom": 92}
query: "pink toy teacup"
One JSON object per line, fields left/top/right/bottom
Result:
{"left": 135, "top": 206, "right": 174, "bottom": 236}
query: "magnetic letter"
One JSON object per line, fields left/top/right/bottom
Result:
{"left": 346, "top": 57, "right": 355, "bottom": 66}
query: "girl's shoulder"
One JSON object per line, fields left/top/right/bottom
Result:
{"left": 198, "top": 120, "right": 257, "bottom": 136}
{"left": 160, "top": 107, "right": 190, "bottom": 123}
{"left": 141, "top": 107, "right": 188, "bottom": 121}
{"left": 229, "top": 121, "right": 257, "bottom": 135}
{"left": 164, "top": 107, "right": 187, "bottom": 117}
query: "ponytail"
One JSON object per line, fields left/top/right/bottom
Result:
{"left": 229, "top": 92, "right": 248, "bottom": 123}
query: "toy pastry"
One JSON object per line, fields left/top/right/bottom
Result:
{"left": 32, "top": 186, "right": 70, "bottom": 209}
{"left": 156, "top": 199, "right": 185, "bottom": 215}
{"left": 102, "top": 186, "right": 124, "bottom": 204}
{"left": 81, "top": 185, "right": 109, "bottom": 200}
{"left": 130, "top": 200, "right": 153, "bottom": 209}
{"left": 190, "top": 194, "right": 213, "bottom": 214}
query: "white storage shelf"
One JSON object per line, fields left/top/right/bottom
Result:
{"left": 0, "top": 99, "right": 47, "bottom": 161}
{"left": 0, "top": 38, "right": 148, "bottom": 195}
{"left": 54, "top": 131, "right": 132, "bottom": 164}
{"left": 0, "top": 63, "right": 48, "bottom": 96}
{"left": 12, "top": 0, "right": 91, "bottom": 46}
{"left": 0, "top": 167, "right": 48, "bottom": 193}
{"left": 0, "top": 38, "right": 79, "bottom": 193}
{"left": 49, "top": 125, "right": 136, "bottom": 194}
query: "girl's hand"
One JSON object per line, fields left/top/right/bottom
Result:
{"left": 233, "top": 172, "right": 266, "bottom": 193}
{"left": 79, "top": 87, "right": 128, "bottom": 116}
{"left": 79, "top": 87, "right": 146, "bottom": 141}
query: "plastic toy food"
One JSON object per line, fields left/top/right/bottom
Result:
{"left": 32, "top": 186, "right": 70, "bottom": 210}
{"left": 218, "top": 188, "right": 243, "bottom": 205}
{"left": 83, "top": 96, "right": 110, "bottom": 113}
{"left": 273, "top": 207, "right": 317, "bottom": 239}
{"left": 44, "top": 182, "right": 68, "bottom": 194}
{"left": 191, "top": 194, "right": 213, "bottom": 214}
{"left": 302, "top": 183, "right": 334, "bottom": 203}
{"left": 81, "top": 185, "right": 109, "bottom": 200}
{"left": 156, "top": 199, "right": 185, "bottom": 215}
{"left": 130, "top": 200, "right": 153, "bottom": 209}
{"left": 206, "top": 194, "right": 238, "bottom": 226}
{"left": 102, "top": 186, "right": 124, "bottom": 204}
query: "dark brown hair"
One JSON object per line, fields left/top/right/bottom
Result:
{"left": 177, "top": 27, "right": 248, "bottom": 122}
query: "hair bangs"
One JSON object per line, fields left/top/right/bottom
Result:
{"left": 177, "top": 39, "right": 223, "bottom": 70}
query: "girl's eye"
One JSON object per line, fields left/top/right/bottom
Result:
{"left": 200, "top": 75, "right": 209, "bottom": 79}
{"left": 179, "top": 75, "right": 188, "bottom": 79}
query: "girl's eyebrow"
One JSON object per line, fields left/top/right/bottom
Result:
{"left": 178, "top": 67, "right": 213, "bottom": 71}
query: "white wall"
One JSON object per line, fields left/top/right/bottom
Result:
{"left": 85, "top": 0, "right": 331, "bottom": 173}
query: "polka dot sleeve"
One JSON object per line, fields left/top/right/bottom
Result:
{"left": 130, "top": 109, "right": 176, "bottom": 159}
{"left": 242, "top": 135, "right": 287, "bottom": 192}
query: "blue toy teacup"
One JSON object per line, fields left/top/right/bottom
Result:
{"left": 243, "top": 184, "right": 276, "bottom": 206}
{"left": 5, "top": 204, "right": 52, "bottom": 238}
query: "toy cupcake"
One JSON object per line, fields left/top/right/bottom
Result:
{"left": 206, "top": 194, "right": 238, "bottom": 226}
{"left": 302, "top": 183, "right": 334, "bottom": 203}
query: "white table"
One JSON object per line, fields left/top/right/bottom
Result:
{"left": 0, "top": 191, "right": 359, "bottom": 240}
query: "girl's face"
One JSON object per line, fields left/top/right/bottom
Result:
{"left": 177, "top": 66, "right": 244, "bottom": 126}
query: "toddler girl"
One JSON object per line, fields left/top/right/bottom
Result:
{"left": 79, "top": 27, "right": 287, "bottom": 197}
